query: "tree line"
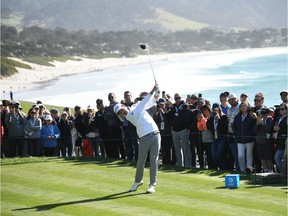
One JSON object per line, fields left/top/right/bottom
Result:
{"left": 1, "top": 25, "right": 287, "bottom": 76}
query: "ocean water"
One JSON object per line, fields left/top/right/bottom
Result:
{"left": 14, "top": 48, "right": 287, "bottom": 108}
{"left": 200, "top": 53, "right": 287, "bottom": 107}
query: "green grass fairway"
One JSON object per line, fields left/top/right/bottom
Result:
{"left": 1, "top": 158, "right": 287, "bottom": 216}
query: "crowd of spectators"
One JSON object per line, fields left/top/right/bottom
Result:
{"left": 0, "top": 89, "right": 287, "bottom": 176}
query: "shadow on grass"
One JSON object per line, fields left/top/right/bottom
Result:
{"left": 215, "top": 186, "right": 240, "bottom": 190}
{"left": 13, "top": 191, "right": 147, "bottom": 212}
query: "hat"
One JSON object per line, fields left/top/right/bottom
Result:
{"left": 50, "top": 108, "right": 59, "bottom": 114}
{"left": 220, "top": 92, "right": 229, "bottom": 98}
{"left": 11, "top": 100, "right": 20, "bottom": 105}
{"left": 158, "top": 98, "right": 166, "bottom": 104}
{"left": 240, "top": 93, "right": 248, "bottom": 97}
{"left": 87, "top": 105, "right": 94, "bottom": 110}
{"left": 2, "top": 100, "right": 10, "bottom": 106}
{"left": 96, "top": 99, "right": 103, "bottom": 105}
{"left": 256, "top": 107, "right": 269, "bottom": 115}
{"left": 190, "top": 94, "right": 198, "bottom": 100}
{"left": 32, "top": 104, "right": 39, "bottom": 109}
{"left": 44, "top": 115, "right": 53, "bottom": 121}
{"left": 280, "top": 90, "right": 288, "bottom": 96}
{"left": 268, "top": 107, "right": 275, "bottom": 112}
{"left": 74, "top": 105, "right": 81, "bottom": 111}
{"left": 63, "top": 107, "right": 70, "bottom": 112}
{"left": 212, "top": 103, "right": 220, "bottom": 110}
{"left": 139, "top": 92, "right": 148, "bottom": 98}
{"left": 61, "top": 111, "right": 68, "bottom": 116}
{"left": 228, "top": 93, "right": 237, "bottom": 100}
{"left": 197, "top": 97, "right": 205, "bottom": 104}
{"left": 113, "top": 103, "right": 122, "bottom": 115}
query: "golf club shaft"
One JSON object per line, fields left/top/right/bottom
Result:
{"left": 146, "top": 48, "right": 157, "bottom": 84}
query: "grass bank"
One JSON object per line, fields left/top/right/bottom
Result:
{"left": 1, "top": 157, "right": 287, "bottom": 216}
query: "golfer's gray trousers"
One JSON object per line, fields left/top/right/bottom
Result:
{"left": 135, "top": 131, "right": 161, "bottom": 186}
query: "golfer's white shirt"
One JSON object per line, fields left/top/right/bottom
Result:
{"left": 126, "top": 94, "right": 159, "bottom": 138}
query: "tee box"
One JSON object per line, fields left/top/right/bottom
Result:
{"left": 225, "top": 174, "right": 240, "bottom": 188}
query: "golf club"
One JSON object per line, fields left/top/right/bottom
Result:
{"left": 140, "top": 43, "right": 157, "bottom": 84}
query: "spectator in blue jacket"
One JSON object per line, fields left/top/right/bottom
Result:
{"left": 233, "top": 101, "right": 256, "bottom": 173}
{"left": 41, "top": 115, "right": 60, "bottom": 157}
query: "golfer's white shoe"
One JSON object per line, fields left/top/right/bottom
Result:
{"left": 146, "top": 185, "right": 155, "bottom": 193}
{"left": 129, "top": 180, "right": 144, "bottom": 192}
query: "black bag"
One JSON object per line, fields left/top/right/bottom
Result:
{"left": 75, "top": 137, "right": 82, "bottom": 147}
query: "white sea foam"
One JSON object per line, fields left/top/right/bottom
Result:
{"left": 11, "top": 47, "right": 287, "bottom": 108}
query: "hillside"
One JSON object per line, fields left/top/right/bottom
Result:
{"left": 1, "top": 0, "right": 287, "bottom": 32}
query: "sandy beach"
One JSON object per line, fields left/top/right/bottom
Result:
{"left": 0, "top": 54, "right": 169, "bottom": 99}
{"left": 1, "top": 47, "right": 287, "bottom": 103}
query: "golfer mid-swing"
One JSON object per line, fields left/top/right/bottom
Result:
{"left": 113, "top": 84, "right": 161, "bottom": 193}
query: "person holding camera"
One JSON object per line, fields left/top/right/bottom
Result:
{"left": 4, "top": 100, "right": 26, "bottom": 157}
{"left": 207, "top": 103, "right": 229, "bottom": 170}
{"left": 254, "top": 107, "right": 274, "bottom": 172}
{"left": 273, "top": 103, "right": 287, "bottom": 173}
{"left": 154, "top": 98, "right": 176, "bottom": 165}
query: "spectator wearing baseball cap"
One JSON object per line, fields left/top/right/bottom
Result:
{"left": 105, "top": 92, "right": 125, "bottom": 159}
{"left": 273, "top": 90, "right": 288, "bottom": 134}
{"left": 190, "top": 94, "right": 198, "bottom": 109}
{"left": 58, "top": 111, "right": 73, "bottom": 157}
{"left": 154, "top": 97, "right": 176, "bottom": 165}
{"left": 219, "top": 92, "right": 230, "bottom": 115}
{"left": 4, "top": 101, "right": 26, "bottom": 157}
{"left": 280, "top": 90, "right": 287, "bottom": 103}
{"left": 252, "top": 92, "right": 266, "bottom": 173}
{"left": 254, "top": 106, "right": 274, "bottom": 172}
{"left": 240, "top": 93, "right": 249, "bottom": 103}
{"left": 41, "top": 115, "right": 61, "bottom": 157}
{"left": 207, "top": 102, "right": 229, "bottom": 170}
{"left": 226, "top": 93, "right": 240, "bottom": 171}
{"left": 94, "top": 98, "right": 107, "bottom": 158}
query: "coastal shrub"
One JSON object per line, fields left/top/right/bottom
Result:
{"left": 0, "top": 58, "right": 31, "bottom": 77}
{"left": 22, "top": 56, "right": 56, "bottom": 66}
{"left": 22, "top": 55, "right": 75, "bottom": 66}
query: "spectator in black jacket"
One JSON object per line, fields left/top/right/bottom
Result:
{"left": 207, "top": 103, "right": 229, "bottom": 170}
{"left": 103, "top": 93, "right": 125, "bottom": 159}
{"left": 122, "top": 91, "right": 138, "bottom": 161}
{"left": 273, "top": 102, "right": 287, "bottom": 173}
{"left": 233, "top": 101, "right": 256, "bottom": 173}
{"left": 58, "top": 111, "right": 73, "bottom": 157}
{"left": 154, "top": 98, "right": 176, "bottom": 165}
{"left": 74, "top": 105, "right": 87, "bottom": 156}
{"left": 166, "top": 93, "right": 192, "bottom": 167}
{"left": 95, "top": 99, "right": 107, "bottom": 158}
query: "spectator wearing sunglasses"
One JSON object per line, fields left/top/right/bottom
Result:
{"left": 274, "top": 90, "right": 288, "bottom": 124}
{"left": 25, "top": 108, "right": 42, "bottom": 156}
{"left": 166, "top": 93, "right": 192, "bottom": 167}
{"left": 103, "top": 93, "right": 126, "bottom": 159}
{"left": 251, "top": 92, "right": 265, "bottom": 173}
{"left": 273, "top": 103, "right": 287, "bottom": 173}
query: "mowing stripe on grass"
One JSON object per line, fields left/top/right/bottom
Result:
{"left": 1, "top": 158, "right": 287, "bottom": 216}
